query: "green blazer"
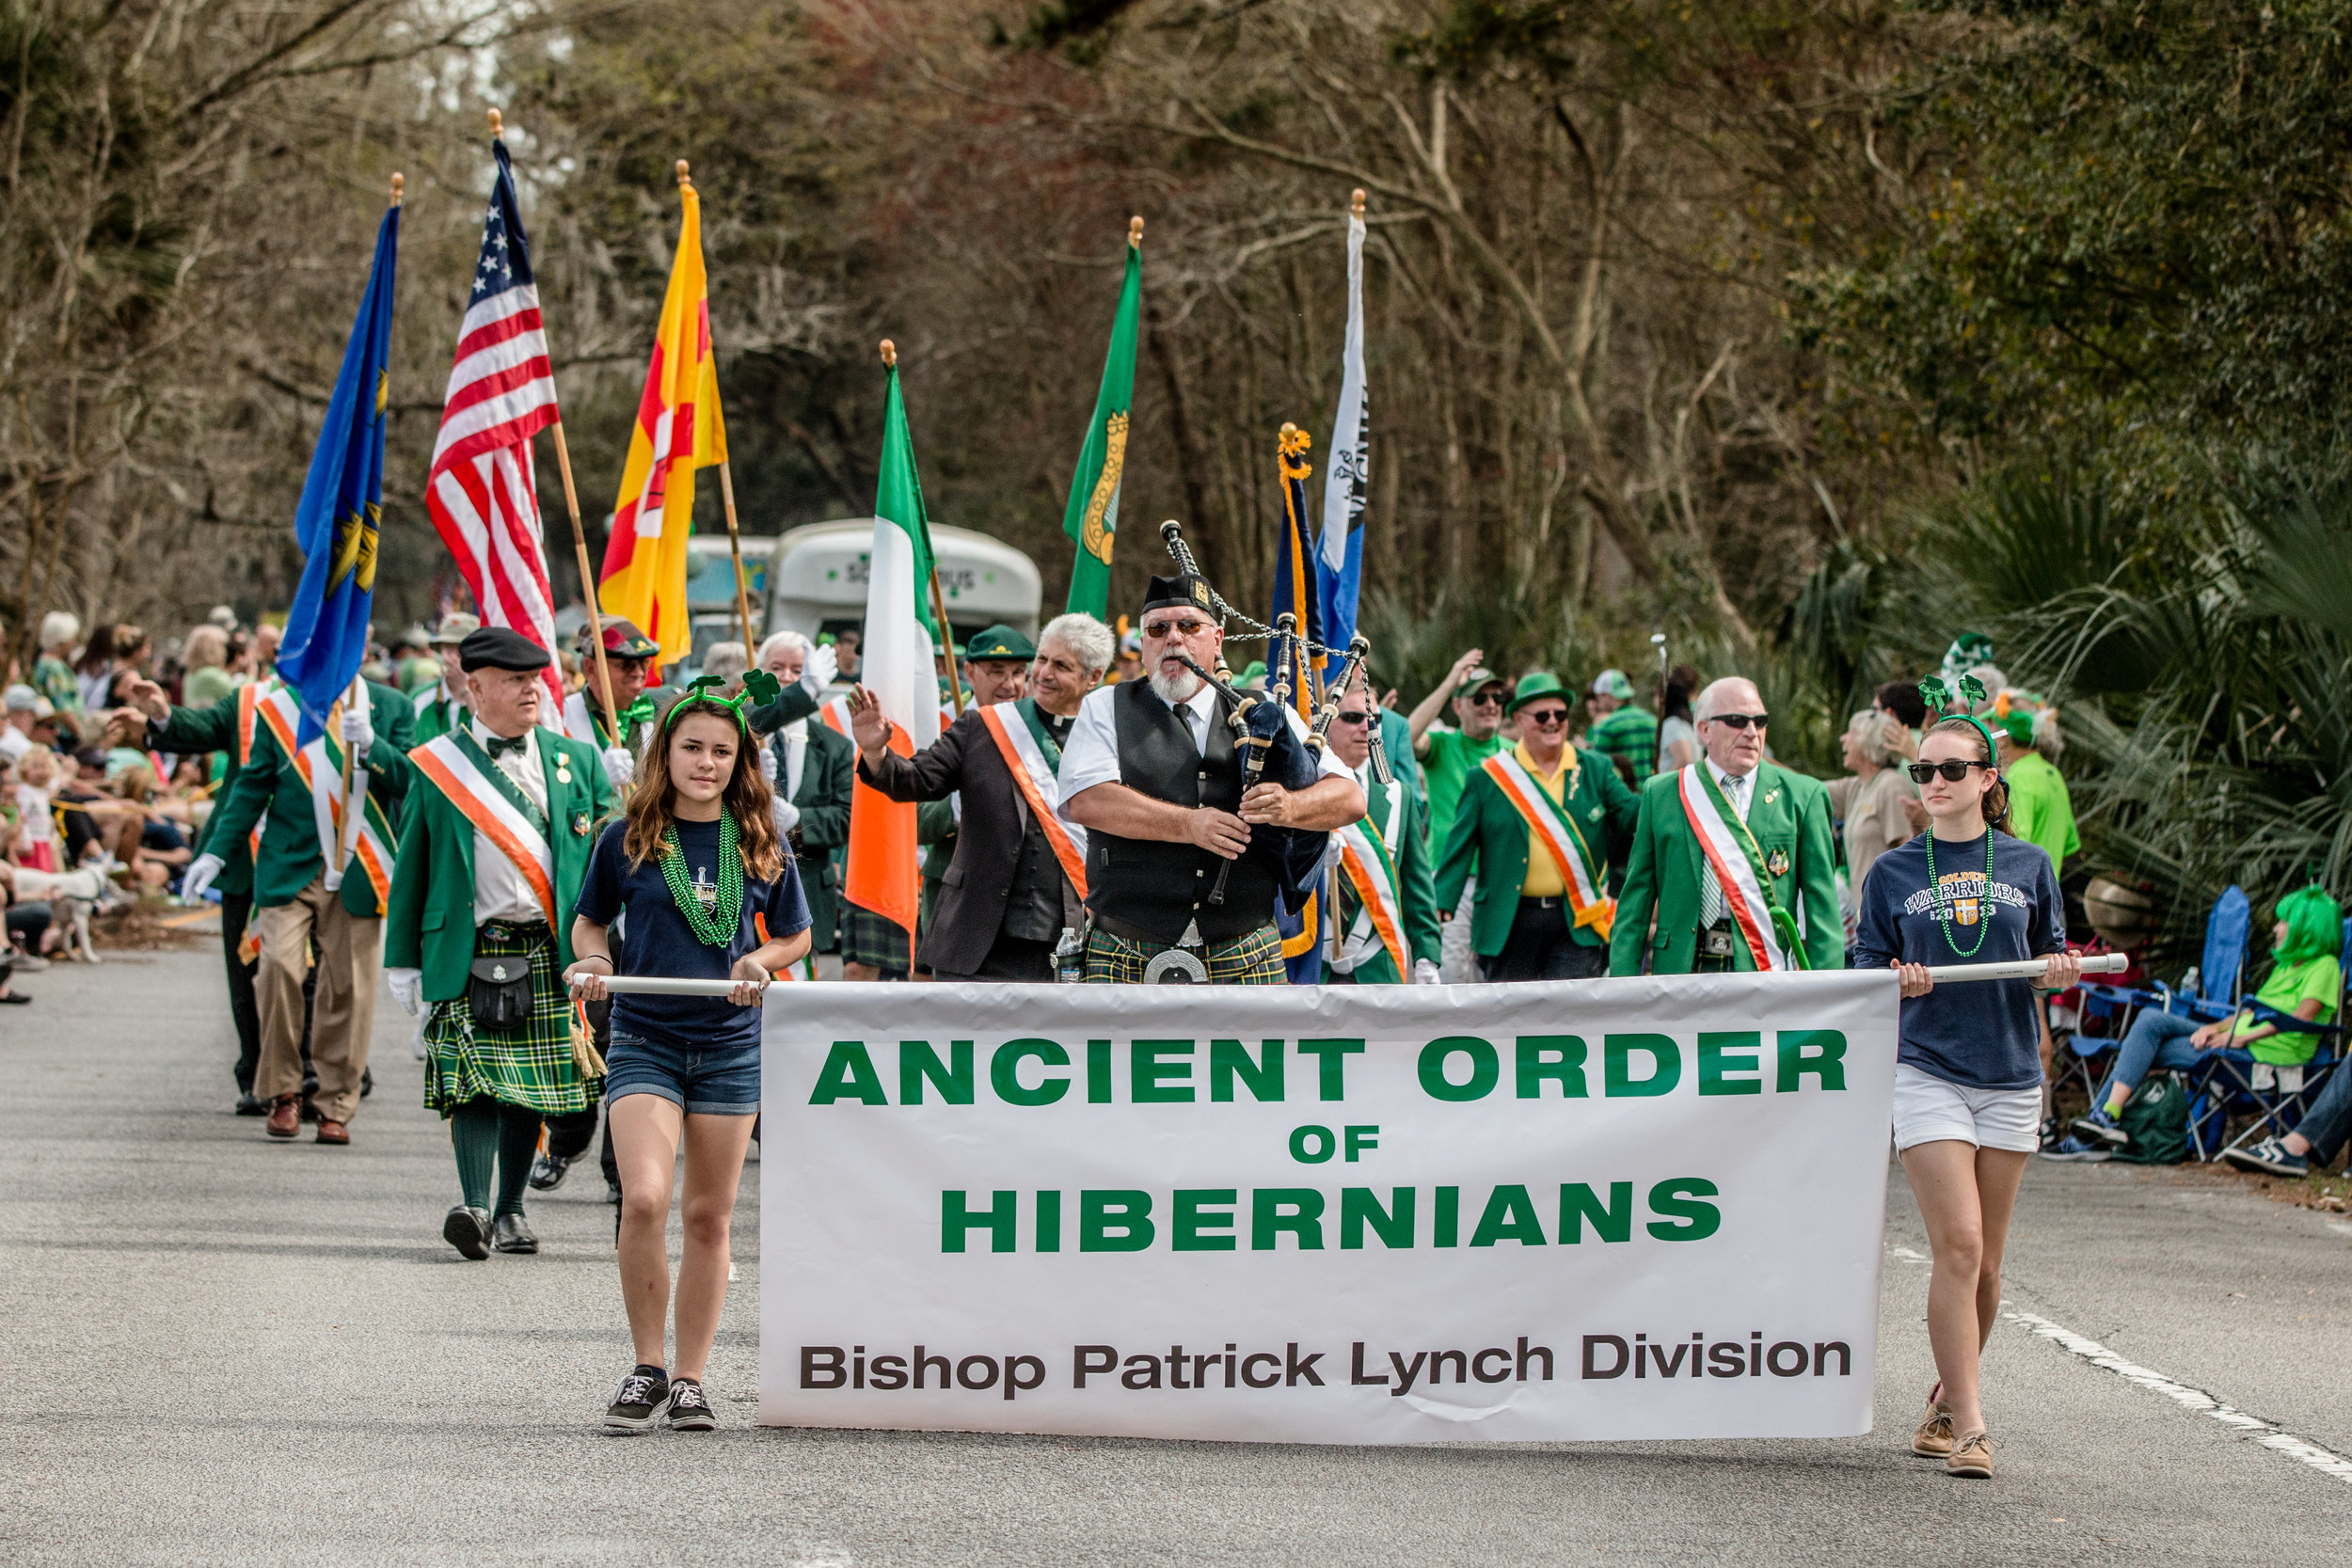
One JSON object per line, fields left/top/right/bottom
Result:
{"left": 204, "top": 679, "right": 414, "bottom": 914}
{"left": 1433, "top": 746, "right": 1642, "bottom": 958}
{"left": 154, "top": 687, "right": 256, "bottom": 896}
{"left": 410, "top": 684, "right": 467, "bottom": 746}
{"left": 1330, "top": 774, "right": 1442, "bottom": 976}
{"left": 383, "top": 727, "right": 615, "bottom": 999}
{"left": 1606, "top": 761, "right": 1844, "bottom": 975}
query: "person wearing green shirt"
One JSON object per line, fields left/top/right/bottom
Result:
{"left": 1407, "top": 649, "right": 1509, "bottom": 981}
{"left": 1583, "top": 668, "right": 1658, "bottom": 784}
{"left": 2071, "top": 884, "right": 2343, "bottom": 1151}
{"left": 1994, "top": 705, "right": 2077, "bottom": 873}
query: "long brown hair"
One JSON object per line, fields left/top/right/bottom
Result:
{"left": 620, "top": 701, "right": 786, "bottom": 882}
{"left": 1925, "top": 717, "right": 2010, "bottom": 829}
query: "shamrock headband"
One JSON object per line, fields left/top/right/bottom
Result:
{"left": 1916, "top": 673, "right": 2000, "bottom": 759}
{"left": 660, "top": 670, "right": 784, "bottom": 735}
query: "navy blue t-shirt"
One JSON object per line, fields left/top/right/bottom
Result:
{"left": 575, "top": 816, "right": 810, "bottom": 1053}
{"left": 1852, "top": 830, "right": 2064, "bottom": 1090}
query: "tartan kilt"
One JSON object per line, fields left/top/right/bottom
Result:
{"left": 422, "top": 924, "right": 599, "bottom": 1117}
{"left": 1083, "top": 925, "right": 1284, "bottom": 985}
{"left": 841, "top": 900, "right": 914, "bottom": 974}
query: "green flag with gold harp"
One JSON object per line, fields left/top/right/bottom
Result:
{"left": 1060, "top": 217, "right": 1144, "bottom": 618}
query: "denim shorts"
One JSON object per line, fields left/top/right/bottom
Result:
{"left": 603, "top": 1030, "right": 761, "bottom": 1117}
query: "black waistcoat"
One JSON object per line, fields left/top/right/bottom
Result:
{"left": 1087, "top": 680, "right": 1279, "bottom": 943}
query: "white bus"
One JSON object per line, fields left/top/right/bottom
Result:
{"left": 763, "top": 520, "right": 1042, "bottom": 655}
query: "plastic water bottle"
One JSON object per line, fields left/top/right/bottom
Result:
{"left": 1055, "top": 927, "right": 1086, "bottom": 984}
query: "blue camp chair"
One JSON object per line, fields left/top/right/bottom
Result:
{"left": 2058, "top": 886, "right": 2250, "bottom": 1115}
{"left": 2187, "top": 916, "right": 2352, "bottom": 1162}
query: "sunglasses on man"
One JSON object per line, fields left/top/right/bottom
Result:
{"left": 1141, "top": 617, "right": 1212, "bottom": 640}
{"left": 1331, "top": 710, "right": 1372, "bottom": 726}
{"left": 1906, "top": 759, "right": 1993, "bottom": 784}
{"left": 1519, "top": 706, "right": 1570, "bottom": 728}
{"left": 1463, "top": 689, "right": 1505, "bottom": 707}
{"left": 1703, "top": 712, "right": 1769, "bottom": 730}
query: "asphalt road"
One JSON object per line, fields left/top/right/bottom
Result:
{"left": 5, "top": 949, "right": 2349, "bottom": 1567}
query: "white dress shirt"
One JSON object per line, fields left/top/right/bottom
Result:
{"left": 1056, "top": 679, "right": 1351, "bottom": 819}
{"left": 1708, "top": 759, "right": 1756, "bottom": 821}
{"left": 470, "top": 720, "right": 550, "bottom": 925}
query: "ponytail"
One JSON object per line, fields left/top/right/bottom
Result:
{"left": 1926, "top": 717, "right": 2009, "bottom": 829}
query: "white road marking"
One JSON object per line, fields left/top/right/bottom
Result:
{"left": 2004, "top": 1308, "right": 2352, "bottom": 1486}
{"left": 1887, "top": 1244, "right": 1928, "bottom": 1262}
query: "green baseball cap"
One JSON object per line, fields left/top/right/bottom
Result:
{"left": 1591, "top": 668, "right": 1635, "bottom": 701}
{"left": 964, "top": 624, "right": 1035, "bottom": 662}
{"left": 1506, "top": 671, "right": 1571, "bottom": 715}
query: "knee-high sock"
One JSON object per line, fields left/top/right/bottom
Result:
{"left": 451, "top": 1099, "right": 501, "bottom": 1211}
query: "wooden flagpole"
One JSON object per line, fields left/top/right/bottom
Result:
{"left": 718, "top": 461, "right": 757, "bottom": 659}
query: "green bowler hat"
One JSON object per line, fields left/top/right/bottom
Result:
{"left": 1506, "top": 671, "right": 1571, "bottom": 715}
{"left": 963, "top": 623, "right": 1035, "bottom": 662}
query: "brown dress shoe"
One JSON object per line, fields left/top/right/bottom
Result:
{"left": 315, "top": 1118, "right": 350, "bottom": 1145}
{"left": 265, "top": 1096, "right": 301, "bottom": 1138}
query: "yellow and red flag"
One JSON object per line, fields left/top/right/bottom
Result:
{"left": 598, "top": 170, "right": 726, "bottom": 664}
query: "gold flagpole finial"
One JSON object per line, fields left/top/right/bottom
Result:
{"left": 389, "top": 172, "right": 404, "bottom": 208}
{"left": 879, "top": 339, "right": 898, "bottom": 369}
{"left": 1350, "top": 188, "right": 1366, "bottom": 218}
{"left": 675, "top": 159, "right": 692, "bottom": 188}
{"left": 487, "top": 107, "right": 503, "bottom": 138}
{"left": 1129, "top": 214, "right": 1144, "bottom": 249}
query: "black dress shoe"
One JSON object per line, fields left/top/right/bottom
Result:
{"left": 359, "top": 1067, "right": 373, "bottom": 1099}
{"left": 234, "top": 1092, "right": 268, "bottom": 1117}
{"left": 442, "top": 1205, "right": 492, "bottom": 1260}
{"left": 491, "top": 1212, "right": 538, "bottom": 1255}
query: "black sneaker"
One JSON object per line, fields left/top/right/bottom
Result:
{"left": 234, "top": 1092, "right": 268, "bottom": 1117}
{"left": 605, "top": 1365, "right": 670, "bottom": 1433}
{"left": 529, "top": 1151, "right": 571, "bottom": 1192}
{"left": 664, "top": 1377, "right": 717, "bottom": 1432}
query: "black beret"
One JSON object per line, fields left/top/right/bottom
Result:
{"left": 1141, "top": 574, "right": 1216, "bottom": 616}
{"left": 458, "top": 626, "right": 553, "bottom": 673}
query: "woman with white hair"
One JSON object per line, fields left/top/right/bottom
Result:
{"left": 33, "top": 612, "right": 81, "bottom": 717}
{"left": 1832, "top": 707, "right": 1915, "bottom": 904}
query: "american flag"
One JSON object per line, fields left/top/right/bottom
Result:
{"left": 426, "top": 135, "right": 564, "bottom": 710}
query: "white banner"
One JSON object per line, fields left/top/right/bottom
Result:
{"left": 760, "top": 972, "right": 1897, "bottom": 1444}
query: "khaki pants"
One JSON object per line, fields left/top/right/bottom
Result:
{"left": 255, "top": 876, "right": 382, "bottom": 1124}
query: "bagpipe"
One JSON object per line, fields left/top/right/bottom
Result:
{"left": 1155, "top": 519, "right": 1375, "bottom": 914}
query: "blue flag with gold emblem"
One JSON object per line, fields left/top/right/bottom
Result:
{"left": 277, "top": 199, "right": 400, "bottom": 745}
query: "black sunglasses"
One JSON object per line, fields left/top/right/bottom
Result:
{"left": 1331, "top": 710, "right": 1372, "bottom": 726}
{"left": 1464, "top": 689, "right": 1505, "bottom": 706}
{"left": 1705, "top": 712, "right": 1769, "bottom": 730}
{"left": 1907, "top": 760, "right": 1992, "bottom": 784}
{"left": 1520, "top": 707, "right": 1570, "bottom": 727}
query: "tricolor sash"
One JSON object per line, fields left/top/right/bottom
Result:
{"left": 253, "top": 684, "right": 396, "bottom": 912}
{"left": 1333, "top": 777, "right": 1407, "bottom": 980}
{"left": 1483, "top": 751, "right": 1613, "bottom": 940}
{"left": 407, "top": 733, "right": 560, "bottom": 928}
{"left": 977, "top": 699, "right": 1088, "bottom": 899}
{"left": 237, "top": 681, "right": 268, "bottom": 864}
{"left": 1677, "top": 764, "right": 1805, "bottom": 972}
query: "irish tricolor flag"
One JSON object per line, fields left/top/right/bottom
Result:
{"left": 842, "top": 344, "right": 942, "bottom": 950}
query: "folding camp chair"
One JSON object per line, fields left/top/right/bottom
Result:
{"left": 2189, "top": 916, "right": 2352, "bottom": 1162}
{"left": 2076, "top": 884, "right": 2250, "bottom": 1028}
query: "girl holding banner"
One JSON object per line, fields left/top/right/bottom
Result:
{"left": 1852, "top": 683, "right": 2081, "bottom": 1480}
{"left": 566, "top": 677, "right": 812, "bottom": 1433}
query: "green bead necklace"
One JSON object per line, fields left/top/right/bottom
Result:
{"left": 660, "top": 816, "right": 744, "bottom": 946}
{"left": 1922, "top": 827, "right": 1994, "bottom": 958}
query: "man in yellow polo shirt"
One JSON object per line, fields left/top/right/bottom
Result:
{"left": 1434, "top": 673, "right": 1641, "bottom": 981}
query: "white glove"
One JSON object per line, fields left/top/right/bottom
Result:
{"left": 602, "top": 746, "right": 635, "bottom": 788}
{"left": 1413, "top": 958, "right": 1441, "bottom": 987}
{"left": 341, "top": 706, "right": 373, "bottom": 756}
{"left": 387, "top": 967, "right": 422, "bottom": 1017}
{"left": 804, "top": 641, "right": 837, "bottom": 695}
{"left": 181, "top": 853, "right": 225, "bottom": 903}
{"left": 771, "top": 798, "right": 802, "bottom": 836}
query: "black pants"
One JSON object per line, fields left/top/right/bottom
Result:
{"left": 219, "top": 891, "right": 263, "bottom": 1093}
{"left": 544, "top": 996, "right": 620, "bottom": 1189}
{"left": 933, "top": 930, "right": 1056, "bottom": 983}
{"left": 1479, "top": 897, "right": 1608, "bottom": 983}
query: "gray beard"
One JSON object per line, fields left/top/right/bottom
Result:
{"left": 1149, "top": 667, "right": 1204, "bottom": 705}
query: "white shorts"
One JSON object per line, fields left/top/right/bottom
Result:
{"left": 1891, "top": 1062, "right": 2043, "bottom": 1154}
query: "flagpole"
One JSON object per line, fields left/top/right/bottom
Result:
{"left": 883, "top": 338, "right": 967, "bottom": 719}
{"left": 718, "top": 460, "right": 757, "bottom": 657}
{"left": 334, "top": 171, "right": 402, "bottom": 875}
